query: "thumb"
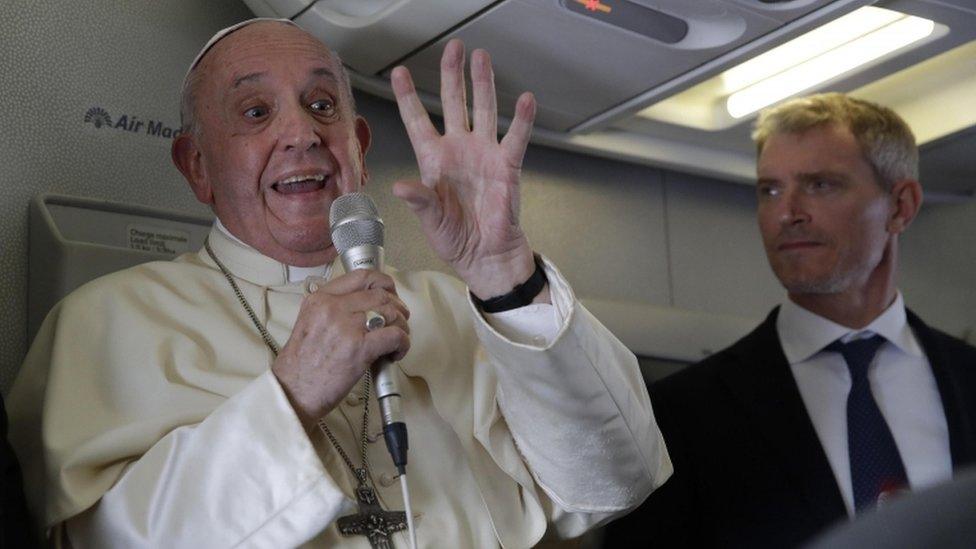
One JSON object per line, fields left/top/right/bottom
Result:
{"left": 392, "top": 179, "right": 435, "bottom": 212}
{"left": 393, "top": 179, "right": 444, "bottom": 233}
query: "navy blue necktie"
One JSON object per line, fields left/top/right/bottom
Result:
{"left": 826, "top": 335, "right": 909, "bottom": 513}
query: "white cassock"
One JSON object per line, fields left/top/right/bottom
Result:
{"left": 8, "top": 225, "right": 670, "bottom": 548}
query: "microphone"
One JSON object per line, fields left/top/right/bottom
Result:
{"left": 330, "top": 192, "right": 409, "bottom": 475}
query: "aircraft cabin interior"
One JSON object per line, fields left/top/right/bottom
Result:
{"left": 1, "top": 0, "right": 975, "bottom": 547}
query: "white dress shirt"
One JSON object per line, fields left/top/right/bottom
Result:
{"left": 777, "top": 294, "right": 952, "bottom": 516}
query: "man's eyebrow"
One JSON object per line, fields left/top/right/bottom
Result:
{"left": 310, "top": 67, "right": 339, "bottom": 83}
{"left": 232, "top": 72, "right": 265, "bottom": 89}
{"left": 796, "top": 171, "right": 849, "bottom": 183}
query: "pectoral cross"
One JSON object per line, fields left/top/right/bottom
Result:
{"left": 336, "top": 470, "right": 408, "bottom": 549}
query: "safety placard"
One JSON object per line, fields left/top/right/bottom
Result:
{"left": 127, "top": 224, "right": 191, "bottom": 256}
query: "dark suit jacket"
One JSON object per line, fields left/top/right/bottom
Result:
{"left": 603, "top": 308, "right": 976, "bottom": 548}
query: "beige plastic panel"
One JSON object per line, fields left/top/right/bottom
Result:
{"left": 393, "top": 0, "right": 792, "bottom": 131}
{"left": 242, "top": 0, "right": 314, "bottom": 19}
{"left": 729, "top": 0, "right": 843, "bottom": 21}
{"left": 665, "top": 172, "right": 782, "bottom": 319}
{"left": 582, "top": 297, "right": 758, "bottom": 362}
{"left": 295, "top": 0, "right": 496, "bottom": 74}
{"left": 900, "top": 199, "right": 976, "bottom": 340}
{"left": 28, "top": 195, "right": 213, "bottom": 346}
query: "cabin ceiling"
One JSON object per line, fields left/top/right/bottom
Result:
{"left": 244, "top": 0, "right": 976, "bottom": 198}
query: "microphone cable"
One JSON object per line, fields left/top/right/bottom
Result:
{"left": 365, "top": 311, "right": 416, "bottom": 549}
{"left": 400, "top": 474, "right": 419, "bottom": 549}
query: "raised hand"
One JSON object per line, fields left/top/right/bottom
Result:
{"left": 390, "top": 39, "right": 546, "bottom": 302}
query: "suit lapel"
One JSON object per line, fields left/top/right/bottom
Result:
{"left": 718, "top": 308, "right": 848, "bottom": 526}
{"left": 908, "top": 310, "right": 976, "bottom": 468}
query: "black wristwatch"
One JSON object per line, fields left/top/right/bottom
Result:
{"left": 471, "top": 254, "right": 548, "bottom": 313}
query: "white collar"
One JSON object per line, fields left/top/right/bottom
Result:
{"left": 777, "top": 292, "right": 924, "bottom": 364}
{"left": 213, "top": 219, "right": 331, "bottom": 284}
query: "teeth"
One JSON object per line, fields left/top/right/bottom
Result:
{"left": 278, "top": 174, "right": 325, "bottom": 185}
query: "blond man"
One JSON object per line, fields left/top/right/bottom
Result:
{"left": 605, "top": 93, "right": 976, "bottom": 547}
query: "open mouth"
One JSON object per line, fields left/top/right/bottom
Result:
{"left": 272, "top": 173, "right": 327, "bottom": 194}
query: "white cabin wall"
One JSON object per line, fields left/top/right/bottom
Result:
{"left": 664, "top": 173, "right": 781, "bottom": 319}
{"left": 900, "top": 200, "right": 976, "bottom": 338}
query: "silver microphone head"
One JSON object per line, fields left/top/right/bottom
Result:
{"left": 330, "top": 191, "right": 379, "bottom": 227}
{"left": 330, "top": 192, "right": 385, "bottom": 271}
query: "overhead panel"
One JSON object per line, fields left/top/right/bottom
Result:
{"left": 728, "top": 0, "right": 846, "bottom": 22}
{"left": 294, "top": 0, "right": 497, "bottom": 75}
{"left": 391, "top": 0, "right": 842, "bottom": 132}
{"left": 271, "top": 0, "right": 976, "bottom": 193}
{"left": 242, "top": 0, "right": 315, "bottom": 19}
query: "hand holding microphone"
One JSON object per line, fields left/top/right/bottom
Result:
{"left": 270, "top": 201, "right": 410, "bottom": 430}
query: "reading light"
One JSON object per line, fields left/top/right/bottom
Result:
{"left": 726, "top": 8, "right": 935, "bottom": 118}
{"left": 636, "top": 7, "right": 942, "bottom": 130}
{"left": 720, "top": 8, "right": 902, "bottom": 94}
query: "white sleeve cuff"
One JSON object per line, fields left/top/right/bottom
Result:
{"left": 475, "top": 256, "right": 571, "bottom": 348}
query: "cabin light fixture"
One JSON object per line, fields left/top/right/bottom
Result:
{"left": 725, "top": 7, "right": 936, "bottom": 118}
{"left": 637, "top": 7, "right": 942, "bottom": 130}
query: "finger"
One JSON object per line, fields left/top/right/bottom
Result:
{"left": 391, "top": 65, "right": 439, "bottom": 153}
{"left": 319, "top": 269, "right": 398, "bottom": 296}
{"left": 439, "top": 39, "right": 469, "bottom": 134}
{"left": 347, "top": 288, "right": 410, "bottom": 323}
{"left": 471, "top": 49, "right": 497, "bottom": 140}
{"left": 304, "top": 275, "right": 329, "bottom": 294}
{"left": 329, "top": 286, "right": 409, "bottom": 325}
{"left": 363, "top": 303, "right": 411, "bottom": 335}
{"left": 392, "top": 179, "right": 446, "bottom": 236}
{"left": 364, "top": 310, "right": 387, "bottom": 331}
{"left": 364, "top": 326, "right": 411, "bottom": 363}
{"left": 500, "top": 92, "right": 536, "bottom": 169}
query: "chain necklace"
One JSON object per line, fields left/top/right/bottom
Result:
{"left": 204, "top": 237, "right": 407, "bottom": 547}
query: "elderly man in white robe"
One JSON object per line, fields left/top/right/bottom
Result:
{"left": 8, "top": 19, "right": 670, "bottom": 548}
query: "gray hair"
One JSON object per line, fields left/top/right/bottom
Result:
{"left": 753, "top": 93, "right": 919, "bottom": 189}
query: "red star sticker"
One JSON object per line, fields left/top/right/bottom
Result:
{"left": 585, "top": 0, "right": 601, "bottom": 11}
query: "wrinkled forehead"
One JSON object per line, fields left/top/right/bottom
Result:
{"left": 185, "top": 18, "right": 335, "bottom": 91}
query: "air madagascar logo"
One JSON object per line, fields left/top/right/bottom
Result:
{"left": 84, "top": 106, "right": 182, "bottom": 139}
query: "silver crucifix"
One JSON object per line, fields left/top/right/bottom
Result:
{"left": 336, "top": 472, "right": 408, "bottom": 548}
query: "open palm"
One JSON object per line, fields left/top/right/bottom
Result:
{"left": 391, "top": 39, "right": 538, "bottom": 299}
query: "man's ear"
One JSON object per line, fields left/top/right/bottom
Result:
{"left": 355, "top": 115, "right": 372, "bottom": 186}
{"left": 887, "top": 178, "right": 923, "bottom": 234}
{"left": 172, "top": 133, "right": 213, "bottom": 205}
